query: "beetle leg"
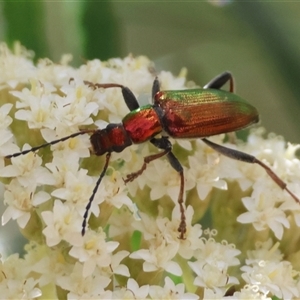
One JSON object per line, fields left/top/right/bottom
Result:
{"left": 83, "top": 76, "right": 160, "bottom": 111}
{"left": 202, "top": 138, "right": 300, "bottom": 204}
{"left": 121, "top": 87, "right": 140, "bottom": 111}
{"left": 165, "top": 151, "right": 186, "bottom": 239}
{"left": 152, "top": 77, "right": 160, "bottom": 99}
{"left": 204, "top": 72, "right": 237, "bottom": 142}
{"left": 152, "top": 137, "right": 186, "bottom": 239}
{"left": 203, "top": 71, "right": 234, "bottom": 93}
{"left": 124, "top": 148, "right": 170, "bottom": 183}
{"left": 124, "top": 137, "right": 172, "bottom": 182}
{"left": 125, "top": 136, "right": 186, "bottom": 239}
{"left": 83, "top": 81, "right": 140, "bottom": 111}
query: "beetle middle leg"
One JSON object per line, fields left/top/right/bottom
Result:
{"left": 125, "top": 136, "right": 186, "bottom": 239}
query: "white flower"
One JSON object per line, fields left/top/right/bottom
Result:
{"left": 107, "top": 250, "right": 130, "bottom": 277}
{"left": 100, "top": 171, "right": 133, "bottom": 210}
{"left": 69, "top": 229, "right": 120, "bottom": 277}
{"left": 58, "top": 262, "right": 111, "bottom": 300}
{"left": 202, "top": 288, "right": 226, "bottom": 299}
{"left": 108, "top": 207, "right": 136, "bottom": 237}
{"left": 112, "top": 278, "right": 149, "bottom": 299}
{"left": 131, "top": 211, "right": 162, "bottom": 241}
{"left": 0, "top": 147, "right": 55, "bottom": 187}
{"left": 131, "top": 205, "right": 189, "bottom": 243}
{"left": 241, "top": 240, "right": 300, "bottom": 300}
{"left": 2, "top": 179, "right": 50, "bottom": 228}
{"left": 145, "top": 159, "right": 183, "bottom": 204}
{"left": 11, "top": 80, "right": 57, "bottom": 129}
{"left": 193, "top": 237, "right": 241, "bottom": 270}
{"left": 0, "top": 253, "right": 42, "bottom": 299}
{"left": 29, "top": 245, "right": 71, "bottom": 287}
{"left": 41, "top": 199, "right": 82, "bottom": 247}
{"left": 186, "top": 140, "right": 227, "bottom": 200}
{"left": 241, "top": 260, "right": 299, "bottom": 299}
{"left": 0, "top": 103, "right": 15, "bottom": 156}
{"left": 0, "top": 42, "right": 35, "bottom": 89}
{"left": 189, "top": 238, "right": 240, "bottom": 293}
{"left": 245, "top": 239, "right": 283, "bottom": 263}
{"left": 190, "top": 262, "right": 239, "bottom": 294}
{"left": 0, "top": 103, "right": 13, "bottom": 130}
{"left": 53, "top": 84, "right": 99, "bottom": 127}
{"left": 51, "top": 168, "right": 99, "bottom": 217}
{"left": 237, "top": 182, "right": 290, "bottom": 239}
{"left": 0, "top": 277, "right": 42, "bottom": 299}
{"left": 130, "top": 239, "right": 182, "bottom": 275}
{"left": 149, "top": 276, "right": 198, "bottom": 299}
{"left": 158, "top": 70, "right": 187, "bottom": 90}
{"left": 45, "top": 152, "right": 85, "bottom": 187}
{"left": 226, "top": 284, "right": 272, "bottom": 300}
{"left": 131, "top": 206, "right": 202, "bottom": 266}
{"left": 173, "top": 205, "right": 204, "bottom": 259}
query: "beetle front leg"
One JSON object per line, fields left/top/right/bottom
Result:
{"left": 202, "top": 138, "right": 300, "bottom": 204}
{"left": 83, "top": 76, "right": 160, "bottom": 111}
{"left": 83, "top": 81, "right": 140, "bottom": 111}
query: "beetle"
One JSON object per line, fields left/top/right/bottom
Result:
{"left": 5, "top": 71, "right": 300, "bottom": 239}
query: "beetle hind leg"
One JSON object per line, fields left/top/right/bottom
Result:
{"left": 203, "top": 71, "right": 234, "bottom": 92}
{"left": 202, "top": 138, "right": 300, "bottom": 204}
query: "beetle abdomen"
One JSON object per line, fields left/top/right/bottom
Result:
{"left": 155, "top": 89, "right": 259, "bottom": 138}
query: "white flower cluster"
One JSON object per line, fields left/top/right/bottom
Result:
{"left": 0, "top": 42, "right": 300, "bottom": 299}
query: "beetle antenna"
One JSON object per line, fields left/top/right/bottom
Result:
{"left": 82, "top": 152, "right": 112, "bottom": 236}
{"left": 5, "top": 129, "right": 95, "bottom": 159}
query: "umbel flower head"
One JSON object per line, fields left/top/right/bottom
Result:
{"left": 0, "top": 42, "right": 300, "bottom": 299}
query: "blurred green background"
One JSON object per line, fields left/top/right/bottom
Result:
{"left": 1, "top": 1, "right": 300, "bottom": 142}
{"left": 1, "top": 0, "right": 300, "bottom": 255}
